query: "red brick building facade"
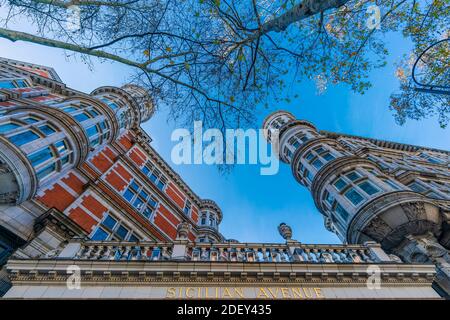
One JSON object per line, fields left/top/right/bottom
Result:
{"left": 0, "top": 58, "right": 223, "bottom": 271}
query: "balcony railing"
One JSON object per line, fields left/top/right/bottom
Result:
{"left": 52, "top": 240, "right": 388, "bottom": 264}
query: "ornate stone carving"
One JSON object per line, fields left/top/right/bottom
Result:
{"left": 176, "top": 222, "right": 191, "bottom": 240}
{"left": 364, "top": 216, "right": 391, "bottom": 242}
{"left": 388, "top": 254, "right": 403, "bottom": 263}
{"left": 400, "top": 202, "right": 426, "bottom": 221}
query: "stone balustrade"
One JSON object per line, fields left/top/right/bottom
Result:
{"left": 51, "top": 240, "right": 393, "bottom": 264}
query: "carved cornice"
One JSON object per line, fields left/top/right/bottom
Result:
{"left": 196, "top": 226, "right": 223, "bottom": 242}
{"left": 278, "top": 120, "right": 318, "bottom": 141}
{"left": 6, "top": 259, "right": 436, "bottom": 286}
{"left": 261, "top": 110, "right": 295, "bottom": 132}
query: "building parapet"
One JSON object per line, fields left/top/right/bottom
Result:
{"left": 26, "top": 239, "right": 403, "bottom": 264}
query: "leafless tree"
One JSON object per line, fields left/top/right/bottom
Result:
{"left": 0, "top": 0, "right": 448, "bottom": 133}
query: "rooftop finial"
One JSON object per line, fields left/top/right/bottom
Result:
{"left": 278, "top": 222, "right": 293, "bottom": 240}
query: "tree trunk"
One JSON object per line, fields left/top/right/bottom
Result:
{"left": 259, "top": 0, "right": 350, "bottom": 34}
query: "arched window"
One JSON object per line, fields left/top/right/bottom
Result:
{"left": 201, "top": 212, "right": 207, "bottom": 225}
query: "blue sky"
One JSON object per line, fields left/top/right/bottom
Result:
{"left": 1, "top": 31, "right": 449, "bottom": 244}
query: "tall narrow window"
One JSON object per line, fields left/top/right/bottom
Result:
{"left": 183, "top": 200, "right": 192, "bottom": 216}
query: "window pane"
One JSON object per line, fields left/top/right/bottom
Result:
{"left": 359, "top": 181, "right": 379, "bottom": 195}
{"left": 133, "top": 198, "right": 144, "bottom": 210}
{"left": 305, "top": 152, "right": 314, "bottom": 161}
{"left": 157, "top": 180, "right": 165, "bottom": 190}
{"left": 102, "top": 215, "right": 117, "bottom": 230}
{"left": 74, "top": 113, "right": 90, "bottom": 122}
{"left": 139, "top": 190, "right": 148, "bottom": 200}
{"left": 384, "top": 179, "right": 400, "bottom": 190}
{"left": 346, "top": 171, "right": 360, "bottom": 181}
{"left": 322, "top": 152, "right": 335, "bottom": 161}
{"left": 335, "top": 203, "right": 349, "bottom": 221}
{"left": 9, "top": 130, "right": 39, "bottom": 146}
{"left": 129, "top": 234, "right": 139, "bottom": 242}
{"left": 28, "top": 147, "right": 53, "bottom": 166}
{"left": 130, "top": 181, "right": 139, "bottom": 191}
{"left": 36, "top": 163, "right": 56, "bottom": 179}
{"left": 427, "top": 191, "right": 441, "bottom": 199}
{"left": 86, "top": 126, "right": 99, "bottom": 137}
{"left": 345, "top": 188, "right": 364, "bottom": 206}
{"left": 90, "top": 137, "right": 100, "bottom": 146}
{"left": 63, "top": 107, "right": 78, "bottom": 113}
{"left": 116, "top": 225, "right": 128, "bottom": 240}
{"left": 304, "top": 170, "right": 312, "bottom": 182}
{"left": 15, "top": 79, "right": 28, "bottom": 88}
{"left": 54, "top": 140, "right": 67, "bottom": 153}
{"left": 312, "top": 159, "right": 323, "bottom": 169}
{"left": 91, "top": 228, "right": 109, "bottom": 241}
{"left": 409, "top": 182, "right": 426, "bottom": 193}
{"left": 123, "top": 189, "right": 135, "bottom": 202}
{"left": 88, "top": 109, "right": 100, "bottom": 117}
{"left": 315, "top": 147, "right": 325, "bottom": 154}
{"left": 142, "top": 166, "right": 150, "bottom": 175}
{"left": 0, "top": 123, "right": 20, "bottom": 134}
{"left": 148, "top": 198, "right": 157, "bottom": 208}
{"left": 22, "top": 117, "right": 39, "bottom": 124}
{"left": 61, "top": 155, "right": 70, "bottom": 165}
{"left": 0, "top": 80, "right": 15, "bottom": 88}
{"left": 38, "top": 125, "right": 56, "bottom": 136}
{"left": 334, "top": 178, "right": 347, "bottom": 191}
{"left": 326, "top": 192, "right": 334, "bottom": 205}
{"left": 143, "top": 207, "right": 153, "bottom": 218}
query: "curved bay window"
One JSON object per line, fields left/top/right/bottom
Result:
{"left": 56, "top": 101, "right": 111, "bottom": 148}
{"left": 296, "top": 144, "right": 341, "bottom": 187}
{"left": 98, "top": 94, "right": 132, "bottom": 129}
{"left": 199, "top": 210, "right": 218, "bottom": 229}
{"left": 0, "top": 112, "right": 74, "bottom": 181}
